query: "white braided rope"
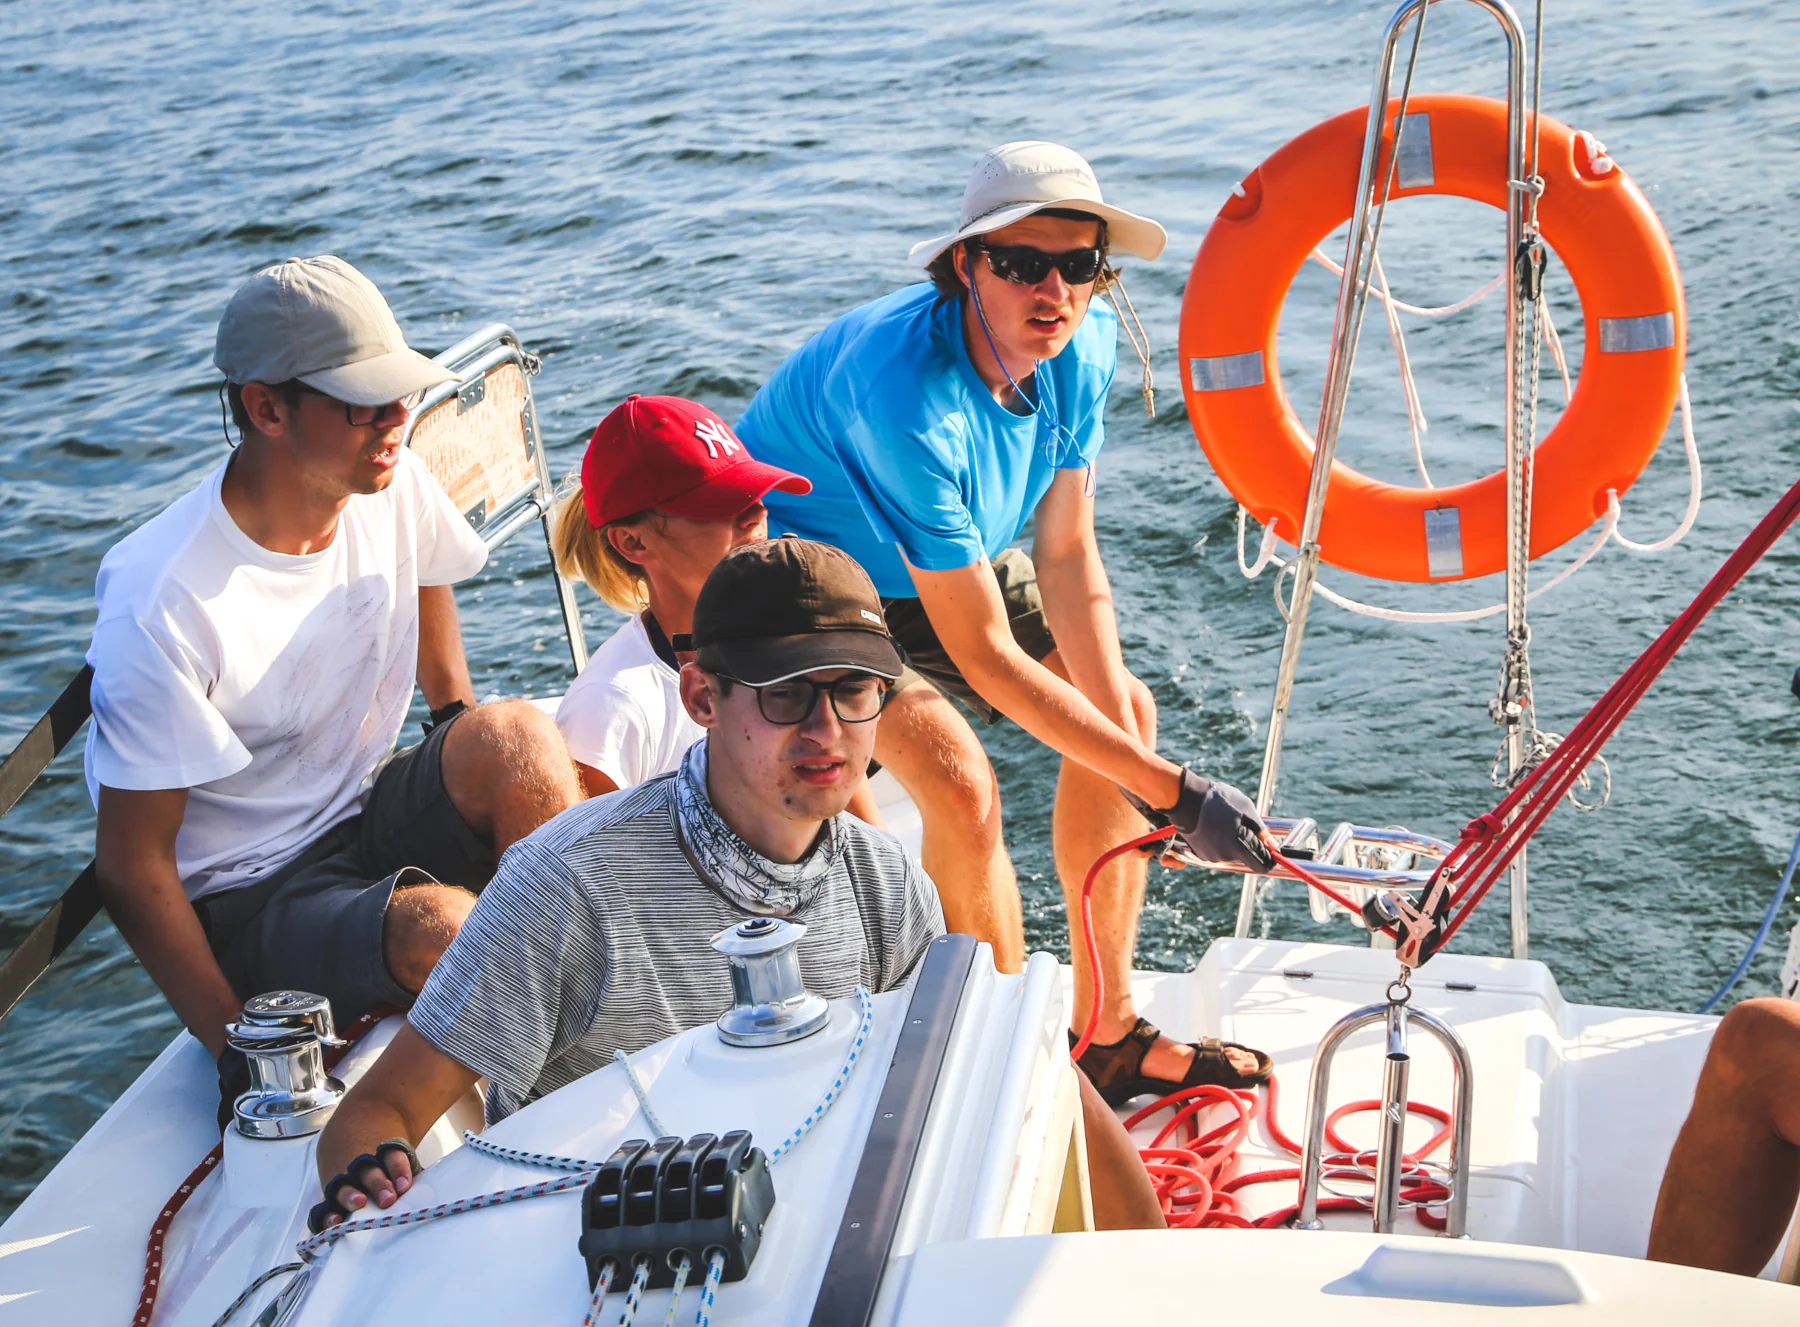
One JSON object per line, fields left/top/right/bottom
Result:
{"left": 768, "top": 985, "right": 873, "bottom": 1167}
{"left": 581, "top": 1258, "right": 619, "bottom": 1327}
{"left": 206, "top": 1262, "right": 306, "bottom": 1327}
{"left": 662, "top": 1254, "right": 693, "bottom": 1327}
{"left": 617, "top": 1255, "right": 653, "bottom": 1326}
{"left": 462, "top": 1132, "right": 601, "bottom": 1172}
{"left": 613, "top": 1047, "right": 670, "bottom": 1139}
{"left": 1235, "top": 377, "right": 1701, "bottom": 624}
{"left": 296, "top": 1167, "right": 596, "bottom": 1263}
{"left": 693, "top": 1251, "right": 727, "bottom": 1327}
{"left": 1309, "top": 246, "right": 1505, "bottom": 318}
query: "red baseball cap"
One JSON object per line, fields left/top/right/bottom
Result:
{"left": 579, "top": 394, "right": 812, "bottom": 528}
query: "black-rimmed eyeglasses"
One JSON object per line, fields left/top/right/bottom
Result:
{"left": 719, "top": 673, "right": 891, "bottom": 725}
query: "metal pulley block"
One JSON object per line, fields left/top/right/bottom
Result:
{"left": 710, "top": 917, "right": 830, "bottom": 1047}
{"left": 579, "top": 1131, "right": 775, "bottom": 1291}
{"left": 226, "top": 989, "right": 346, "bottom": 1139}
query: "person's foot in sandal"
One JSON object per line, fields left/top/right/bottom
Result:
{"left": 1075, "top": 1017, "right": 1272, "bottom": 1107}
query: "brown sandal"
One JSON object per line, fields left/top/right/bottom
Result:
{"left": 1073, "top": 1017, "right": 1272, "bottom": 1107}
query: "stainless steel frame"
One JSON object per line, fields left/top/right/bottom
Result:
{"left": 1295, "top": 997, "right": 1475, "bottom": 1237}
{"left": 404, "top": 322, "right": 589, "bottom": 676}
{"left": 1237, "top": 0, "right": 1535, "bottom": 957}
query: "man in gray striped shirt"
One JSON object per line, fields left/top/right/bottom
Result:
{"left": 311, "top": 537, "right": 944, "bottom": 1227}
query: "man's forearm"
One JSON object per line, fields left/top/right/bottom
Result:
{"left": 97, "top": 869, "right": 242, "bottom": 1057}
{"left": 417, "top": 584, "right": 476, "bottom": 711}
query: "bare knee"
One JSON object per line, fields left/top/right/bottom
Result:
{"left": 384, "top": 883, "right": 477, "bottom": 994}
{"left": 448, "top": 699, "right": 570, "bottom": 777}
{"left": 441, "top": 701, "right": 580, "bottom": 844}
{"left": 1707, "top": 998, "right": 1800, "bottom": 1096}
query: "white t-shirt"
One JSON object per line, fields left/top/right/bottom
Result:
{"left": 84, "top": 447, "right": 488, "bottom": 901}
{"left": 554, "top": 613, "right": 703, "bottom": 790}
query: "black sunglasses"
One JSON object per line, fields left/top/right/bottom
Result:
{"left": 294, "top": 382, "right": 422, "bottom": 428}
{"left": 718, "top": 673, "right": 891, "bottom": 725}
{"left": 969, "top": 241, "right": 1105, "bottom": 287}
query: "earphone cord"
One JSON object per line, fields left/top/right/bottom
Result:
{"left": 965, "top": 245, "right": 1076, "bottom": 469}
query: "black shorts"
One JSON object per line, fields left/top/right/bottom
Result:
{"left": 191, "top": 714, "right": 495, "bottom": 1027}
{"left": 881, "top": 547, "right": 1058, "bottom": 725}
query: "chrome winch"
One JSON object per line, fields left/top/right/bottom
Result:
{"left": 710, "top": 917, "right": 829, "bottom": 1047}
{"left": 226, "top": 990, "right": 347, "bottom": 1139}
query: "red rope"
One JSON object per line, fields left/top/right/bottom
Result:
{"left": 1431, "top": 471, "right": 1800, "bottom": 947}
{"left": 133, "top": 1008, "right": 399, "bottom": 1326}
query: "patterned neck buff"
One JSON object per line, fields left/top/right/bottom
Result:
{"left": 674, "top": 740, "right": 843, "bottom": 916}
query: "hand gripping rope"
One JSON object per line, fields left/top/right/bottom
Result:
{"left": 199, "top": 986, "right": 873, "bottom": 1327}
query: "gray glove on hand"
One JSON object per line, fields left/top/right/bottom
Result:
{"left": 1130, "top": 768, "right": 1274, "bottom": 872}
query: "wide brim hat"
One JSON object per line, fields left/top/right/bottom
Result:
{"left": 908, "top": 140, "right": 1168, "bottom": 269}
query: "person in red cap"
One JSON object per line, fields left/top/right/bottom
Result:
{"left": 548, "top": 395, "right": 813, "bottom": 797}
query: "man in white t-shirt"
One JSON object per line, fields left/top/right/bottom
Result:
{"left": 86, "top": 256, "right": 583, "bottom": 1121}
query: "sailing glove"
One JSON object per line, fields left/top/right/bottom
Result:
{"left": 1128, "top": 768, "right": 1275, "bottom": 873}
{"left": 309, "top": 1138, "right": 423, "bottom": 1233}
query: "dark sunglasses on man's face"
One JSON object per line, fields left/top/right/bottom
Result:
{"left": 720, "top": 673, "right": 891, "bottom": 725}
{"left": 971, "top": 241, "right": 1105, "bottom": 287}
{"left": 295, "top": 382, "right": 422, "bottom": 427}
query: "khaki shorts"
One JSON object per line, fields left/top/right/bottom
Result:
{"left": 881, "top": 547, "right": 1057, "bottom": 725}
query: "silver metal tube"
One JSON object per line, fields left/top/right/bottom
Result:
{"left": 1296, "top": 1002, "right": 1387, "bottom": 1229}
{"left": 1372, "top": 1001, "right": 1412, "bottom": 1231}
{"left": 1408, "top": 1007, "right": 1475, "bottom": 1237}
{"left": 1235, "top": 0, "right": 1531, "bottom": 939}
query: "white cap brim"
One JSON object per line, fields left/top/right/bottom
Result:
{"left": 298, "top": 347, "right": 458, "bottom": 406}
{"left": 908, "top": 197, "right": 1168, "bottom": 269}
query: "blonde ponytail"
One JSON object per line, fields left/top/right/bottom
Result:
{"left": 551, "top": 484, "right": 654, "bottom": 614}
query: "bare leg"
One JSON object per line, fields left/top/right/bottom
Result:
{"left": 383, "top": 883, "right": 478, "bottom": 993}
{"left": 439, "top": 700, "right": 583, "bottom": 855}
{"left": 1649, "top": 997, "right": 1800, "bottom": 1274}
{"left": 1048, "top": 657, "right": 1244, "bottom": 1082}
{"left": 873, "top": 685, "right": 1024, "bottom": 974}
{"left": 1079, "top": 1069, "right": 1166, "bottom": 1230}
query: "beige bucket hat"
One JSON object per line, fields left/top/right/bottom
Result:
{"left": 908, "top": 141, "right": 1168, "bottom": 269}
{"left": 214, "top": 255, "right": 457, "bottom": 406}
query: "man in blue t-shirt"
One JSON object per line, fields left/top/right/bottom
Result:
{"left": 738, "top": 142, "right": 1273, "bottom": 1105}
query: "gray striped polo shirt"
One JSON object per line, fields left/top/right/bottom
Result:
{"left": 409, "top": 772, "right": 945, "bottom": 1120}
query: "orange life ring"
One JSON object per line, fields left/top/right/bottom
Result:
{"left": 1179, "top": 93, "right": 1685, "bottom": 583}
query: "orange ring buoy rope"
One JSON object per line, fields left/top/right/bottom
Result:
{"left": 1180, "top": 94, "right": 1686, "bottom": 584}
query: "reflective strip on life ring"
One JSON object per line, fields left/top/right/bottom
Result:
{"left": 1179, "top": 94, "right": 1685, "bottom": 583}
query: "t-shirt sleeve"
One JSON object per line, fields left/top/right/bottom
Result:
{"left": 408, "top": 836, "right": 608, "bottom": 1108}
{"left": 555, "top": 674, "right": 654, "bottom": 789}
{"left": 825, "top": 365, "right": 987, "bottom": 575}
{"left": 85, "top": 613, "right": 250, "bottom": 794}
{"left": 404, "top": 449, "right": 489, "bottom": 587}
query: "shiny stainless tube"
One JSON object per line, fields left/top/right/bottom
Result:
{"left": 1237, "top": 0, "right": 1532, "bottom": 940}
{"left": 1372, "top": 1001, "right": 1412, "bottom": 1231}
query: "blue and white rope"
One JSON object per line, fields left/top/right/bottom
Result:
{"left": 767, "top": 985, "right": 873, "bottom": 1167}
{"left": 295, "top": 1167, "right": 596, "bottom": 1263}
{"left": 692, "top": 1250, "right": 726, "bottom": 1327}
{"left": 462, "top": 1131, "right": 602, "bottom": 1172}
{"left": 661, "top": 1253, "right": 692, "bottom": 1327}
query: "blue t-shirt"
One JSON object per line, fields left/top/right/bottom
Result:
{"left": 737, "top": 283, "right": 1116, "bottom": 598}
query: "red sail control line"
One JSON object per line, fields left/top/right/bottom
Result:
{"left": 1435, "top": 469, "right": 1800, "bottom": 947}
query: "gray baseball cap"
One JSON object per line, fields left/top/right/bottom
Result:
{"left": 213, "top": 255, "right": 457, "bottom": 406}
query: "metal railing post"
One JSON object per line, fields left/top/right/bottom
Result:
{"left": 1236, "top": 0, "right": 1531, "bottom": 938}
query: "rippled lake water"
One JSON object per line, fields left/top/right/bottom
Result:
{"left": 3, "top": 0, "right": 1800, "bottom": 1213}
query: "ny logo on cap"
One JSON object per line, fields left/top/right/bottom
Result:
{"left": 695, "top": 418, "right": 741, "bottom": 459}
